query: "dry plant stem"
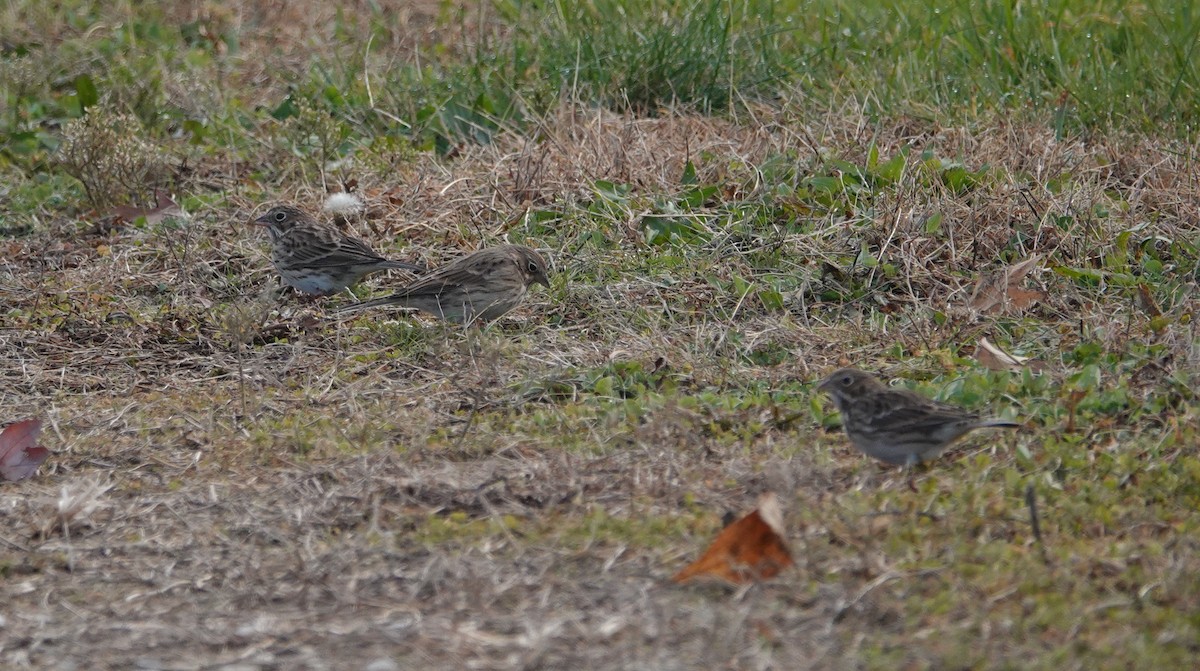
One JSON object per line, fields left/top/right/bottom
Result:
{"left": 235, "top": 338, "right": 247, "bottom": 420}
{"left": 451, "top": 328, "right": 491, "bottom": 451}
{"left": 1026, "top": 483, "right": 1051, "bottom": 565}
{"left": 454, "top": 384, "right": 484, "bottom": 452}
{"left": 833, "top": 571, "right": 903, "bottom": 623}
{"left": 0, "top": 534, "right": 30, "bottom": 551}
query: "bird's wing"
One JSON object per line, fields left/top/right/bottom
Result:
{"left": 277, "top": 226, "right": 384, "bottom": 268}
{"left": 330, "top": 235, "right": 423, "bottom": 272}
{"left": 867, "top": 389, "right": 979, "bottom": 433}
{"left": 315, "top": 234, "right": 389, "bottom": 268}
{"left": 393, "top": 253, "right": 500, "bottom": 298}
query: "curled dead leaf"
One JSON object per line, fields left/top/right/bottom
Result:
{"left": 109, "top": 189, "right": 181, "bottom": 226}
{"left": 1135, "top": 284, "right": 1162, "bottom": 318}
{"left": 975, "top": 337, "right": 1037, "bottom": 372}
{"left": 1065, "top": 389, "right": 1089, "bottom": 434}
{"left": 968, "top": 255, "right": 1045, "bottom": 315}
{"left": 0, "top": 418, "right": 51, "bottom": 482}
{"left": 673, "top": 492, "right": 794, "bottom": 585}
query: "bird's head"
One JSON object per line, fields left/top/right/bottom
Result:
{"left": 517, "top": 246, "right": 551, "bottom": 289}
{"left": 253, "top": 205, "right": 308, "bottom": 241}
{"left": 816, "top": 367, "right": 885, "bottom": 402}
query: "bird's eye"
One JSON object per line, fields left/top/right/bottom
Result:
{"left": 274, "top": 211, "right": 287, "bottom": 222}
{"left": 840, "top": 375, "right": 853, "bottom": 386}
{"left": 527, "top": 261, "right": 539, "bottom": 274}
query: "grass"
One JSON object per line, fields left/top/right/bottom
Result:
{"left": 0, "top": 0, "right": 1198, "bottom": 668}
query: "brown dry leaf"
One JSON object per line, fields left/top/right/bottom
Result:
{"left": 976, "top": 337, "right": 1035, "bottom": 372}
{"left": 1064, "top": 389, "right": 1089, "bottom": 433}
{"left": 672, "top": 492, "right": 794, "bottom": 585}
{"left": 0, "top": 418, "right": 51, "bottom": 482}
{"left": 1135, "top": 283, "right": 1162, "bottom": 318}
{"left": 109, "top": 189, "right": 181, "bottom": 226}
{"left": 968, "top": 255, "right": 1046, "bottom": 315}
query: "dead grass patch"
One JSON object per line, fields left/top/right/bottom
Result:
{"left": 1, "top": 82, "right": 1199, "bottom": 669}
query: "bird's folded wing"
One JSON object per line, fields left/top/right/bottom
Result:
{"left": 869, "top": 397, "right": 976, "bottom": 434}
{"left": 314, "top": 238, "right": 388, "bottom": 267}
{"left": 277, "top": 228, "right": 382, "bottom": 268}
{"left": 394, "top": 264, "right": 488, "bottom": 298}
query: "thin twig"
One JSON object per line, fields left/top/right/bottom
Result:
{"left": 1026, "top": 484, "right": 1051, "bottom": 565}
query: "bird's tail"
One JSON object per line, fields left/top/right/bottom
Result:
{"left": 381, "top": 259, "right": 427, "bottom": 273}
{"left": 334, "top": 296, "right": 402, "bottom": 314}
{"left": 980, "top": 419, "right": 1021, "bottom": 429}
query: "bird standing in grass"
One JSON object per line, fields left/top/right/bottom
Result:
{"left": 817, "top": 367, "right": 1020, "bottom": 467}
{"left": 254, "top": 204, "right": 425, "bottom": 296}
{"left": 336, "top": 244, "right": 550, "bottom": 324}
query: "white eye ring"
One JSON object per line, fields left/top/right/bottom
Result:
{"left": 274, "top": 211, "right": 287, "bottom": 222}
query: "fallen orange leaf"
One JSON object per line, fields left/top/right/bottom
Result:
{"left": 673, "top": 492, "right": 794, "bottom": 585}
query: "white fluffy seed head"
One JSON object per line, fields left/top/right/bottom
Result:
{"left": 323, "top": 192, "right": 364, "bottom": 215}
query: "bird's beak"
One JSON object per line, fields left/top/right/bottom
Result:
{"left": 252, "top": 214, "right": 272, "bottom": 227}
{"left": 815, "top": 376, "right": 833, "bottom": 393}
{"left": 535, "top": 274, "right": 550, "bottom": 288}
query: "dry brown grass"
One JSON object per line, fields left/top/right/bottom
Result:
{"left": 2, "top": 5, "right": 1199, "bottom": 667}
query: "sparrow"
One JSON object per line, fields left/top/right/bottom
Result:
{"left": 254, "top": 204, "right": 424, "bottom": 296}
{"left": 817, "top": 367, "right": 1020, "bottom": 467}
{"left": 336, "top": 244, "right": 550, "bottom": 324}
